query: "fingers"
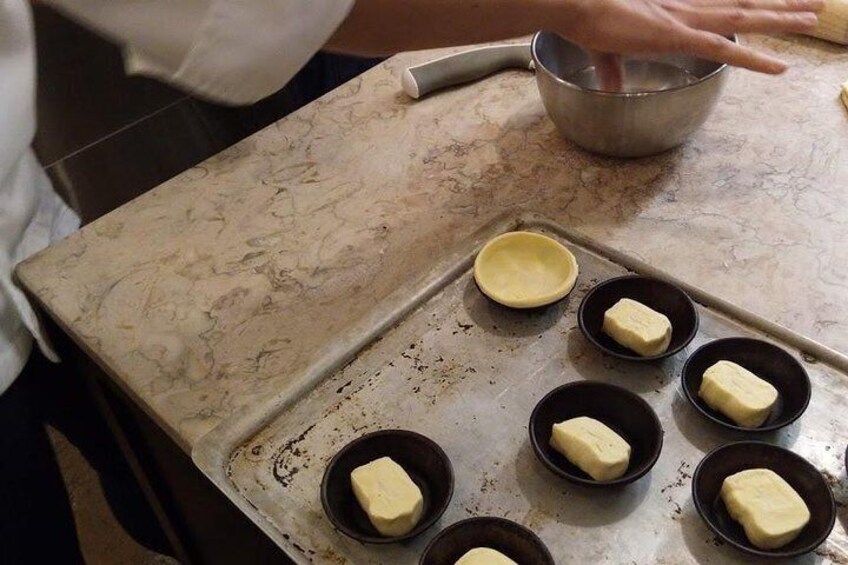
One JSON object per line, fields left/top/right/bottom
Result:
{"left": 589, "top": 51, "right": 625, "bottom": 91}
{"left": 677, "top": 28, "right": 788, "bottom": 73}
{"left": 683, "top": 0, "right": 825, "bottom": 11}
{"left": 676, "top": 6, "right": 818, "bottom": 34}
{"left": 667, "top": 0, "right": 816, "bottom": 74}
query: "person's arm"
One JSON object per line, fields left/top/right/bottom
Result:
{"left": 327, "top": 0, "right": 556, "bottom": 55}
{"left": 327, "top": 0, "right": 823, "bottom": 75}
{"left": 37, "top": 0, "right": 823, "bottom": 104}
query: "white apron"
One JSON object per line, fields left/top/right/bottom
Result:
{"left": 0, "top": 0, "right": 79, "bottom": 394}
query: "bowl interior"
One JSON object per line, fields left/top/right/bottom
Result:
{"left": 578, "top": 275, "right": 699, "bottom": 361}
{"left": 533, "top": 31, "right": 724, "bottom": 92}
{"left": 693, "top": 442, "right": 836, "bottom": 558}
{"left": 681, "top": 338, "right": 811, "bottom": 431}
{"left": 474, "top": 231, "right": 578, "bottom": 308}
{"left": 419, "top": 517, "right": 554, "bottom": 565}
{"left": 529, "top": 382, "right": 663, "bottom": 486}
{"left": 321, "top": 430, "right": 453, "bottom": 543}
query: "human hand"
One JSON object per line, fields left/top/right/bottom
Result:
{"left": 559, "top": 0, "right": 823, "bottom": 89}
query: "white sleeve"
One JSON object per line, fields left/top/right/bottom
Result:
{"left": 43, "top": 0, "right": 356, "bottom": 106}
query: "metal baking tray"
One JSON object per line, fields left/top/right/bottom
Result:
{"left": 194, "top": 214, "right": 848, "bottom": 564}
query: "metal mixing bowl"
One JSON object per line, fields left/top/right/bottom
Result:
{"left": 531, "top": 32, "right": 730, "bottom": 158}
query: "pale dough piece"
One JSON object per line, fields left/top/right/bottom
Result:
{"left": 841, "top": 80, "right": 848, "bottom": 111}
{"left": 350, "top": 456, "right": 423, "bottom": 536}
{"left": 804, "top": 0, "right": 848, "bottom": 45}
{"left": 721, "top": 469, "right": 810, "bottom": 550}
{"left": 550, "top": 416, "right": 631, "bottom": 481}
{"left": 474, "top": 231, "right": 579, "bottom": 309}
{"left": 698, "top": 360, "right": 778, "bottom": 428}
{"left": 455, "top": 547, "right": 518, "bottom": 565}
{"left": 602, "top": 298, "right": 672, "bottom": 356}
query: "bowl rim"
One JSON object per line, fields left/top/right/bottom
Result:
{"left": 528, "top": 381, "right": 664, "bottom": 487}
{"left": 473, "top": 231, "right": 579, "bottom": 309}
{"left": 577, "top": 274, "right": 700, "bottom": 362}
{"left": 320, "top": 428, "right": 455, "bottom": 544}
{"left": 418, "top": 516, "right": 555, "bottom": 565}
{"left": 530, "top": 31, "right": 733, "bottom": 98}
{"left": 680, "top": 337, "right": 812, "bottom": 432}
{"left": 691, "top": 440, "right": 837, "bottom": 559}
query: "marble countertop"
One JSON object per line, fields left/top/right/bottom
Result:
{"left": 17, "top": 35, "right": 847, "bottom": 453}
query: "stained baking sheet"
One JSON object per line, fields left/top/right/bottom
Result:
{"left": 194, "top": 214, "right": 848, "bottom": 564}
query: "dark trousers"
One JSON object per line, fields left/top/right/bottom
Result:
{"left": 0, "top": 352, "right": 85, "bottom": 564}
{"left": 0, "top": 346, "right": 172, "bottom": 565}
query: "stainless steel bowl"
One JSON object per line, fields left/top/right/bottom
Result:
{"left": 531, "top": 32, "right": 730, "bottom": 158}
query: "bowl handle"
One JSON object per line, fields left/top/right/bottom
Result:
{"left": 401, "top": 43, "right": 533, "bottom": 99}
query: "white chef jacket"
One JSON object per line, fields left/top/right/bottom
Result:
{"left": 1, "top": 0, "right": 355, "bottom": 394}
{"left": 44, "top": 0, "right": 356, "bottom": 106}
{"left": 1, "top": 0, "right": 80, "bottom": 394}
